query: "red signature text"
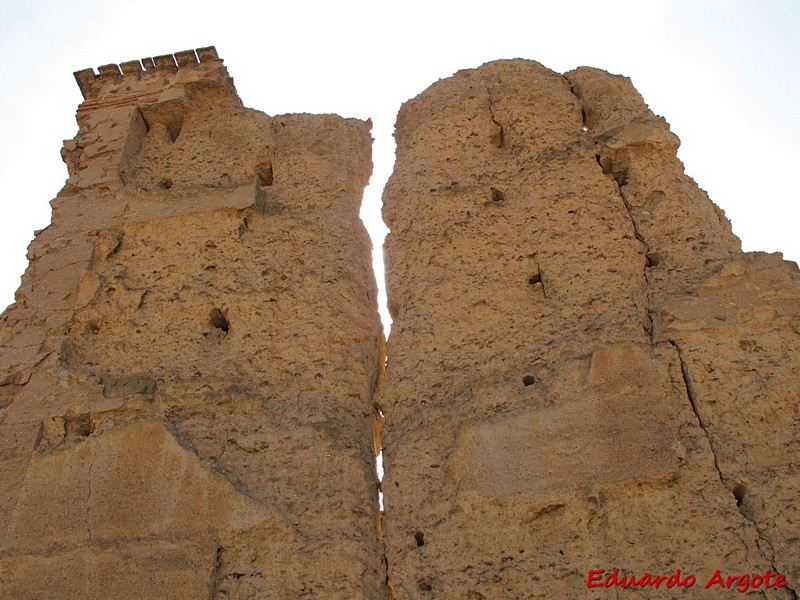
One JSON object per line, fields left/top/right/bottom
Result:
{"left": 587, "top": 568, "right": 787, "bottom": 592}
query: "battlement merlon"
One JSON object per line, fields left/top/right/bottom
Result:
{"left": 73, "top": 46, "right": 232, "bottom": 102}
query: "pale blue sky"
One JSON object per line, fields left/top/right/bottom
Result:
{"left": 1, "top": 0, "right": 798, "bottom": 327}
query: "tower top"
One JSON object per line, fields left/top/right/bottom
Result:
{"left": 73, "top": 46, "right": 223, "bottom": 101}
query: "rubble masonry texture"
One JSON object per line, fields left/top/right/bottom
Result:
{"left": 0, "top": 49, "right": 797, "bottom": 599}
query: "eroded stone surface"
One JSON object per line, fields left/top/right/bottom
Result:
{"left": 377, "top": 60, "right": 798, "bottom": 598}
{"left": 0, "top": 48, "right": 384, "bottom": 599}
{"left": 2, "top": 52, "right": 798, "bottom": 599}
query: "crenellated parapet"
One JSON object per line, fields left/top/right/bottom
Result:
{"left": 73, "top": 46, "right": 226, "bottom": 103}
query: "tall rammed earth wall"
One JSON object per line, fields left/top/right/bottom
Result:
{"left": 377, "top": 60, "right": 800, "bottom": 599}
{"left": 0, "top": 51, "right": 798, "bottom": 599}
{"left": 0, "top": 48, "right": 385, "bottom": 599}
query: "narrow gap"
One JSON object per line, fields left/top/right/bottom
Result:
{"left": 85, "top": 446, "right": 96, "bottom": 544}
{"left": 566, "top": 75, "right": 654, "bottom": 340}
{"left": 487, "top": 94, "right": 505, "bottom": 149}
{"left": 579, "top": 105, "right": 589, "bottom": 131}
{"left": 594, "top": 154, "right": 654, "bottom": 340}
{"left": 568, "top": 82, "right": 590, "bottom": 131}
{"left": 373, "top": 401, "right": 393, "bottom": 596}
{"left": 208, "top": 546, "right": 222, "bottom": 600}
{"left": 376, "top": 452, "right": 384, "bottom": 511}
{"left": 374, "top": 409, "right": 385, "bottom": 513}
{"left": 372, "top": 401, "right": 385, "bottom": 511}
{"left": 566, "top": 76, "right": 655, "bottom": 340}
{"left": 673, "top": 341, "right": 723, "bottom": 479}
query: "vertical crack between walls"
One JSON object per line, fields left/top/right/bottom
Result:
{"left": 670, "top": 340, "right": 795, "bottom": 596}
{"left": 208, "top": 546, "right": 222, "bottom": 600}
{"left": 671, "top": 340, "right": 726, "bottom": 485}
{"left": 373, "top": 406, "right": 394, "bottom": 599}
{"left": 614, "top": 184, "right": 656, "bottom": 342}
{"left": 566, "top": 78, "right": 657, "bottom": 591}
{"left": 486, "top": 92, "right": 505, "bottom": 149}
{"left": 564, "top": 76, "right": 794, "bottom": 594}
{"left": 565, "top": 77, "right": 655, "bottom": 341}
{"left": 372, "top": 344, "right": 394, "bottom": 598}
{"left": 84, "top": 442, "right": 96, "bottom": 594}
{"left": 86, "top": 446, "right": 95, "bottom": 544}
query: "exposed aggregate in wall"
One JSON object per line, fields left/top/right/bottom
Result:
{"left": 376, "top": 59, "right": 799, "bottom": 599}
{"left": 0, "top": 48, "right": 385, "bottom": 599}
{"left": 0, "top": 50, "right": 798, "bottom": 600}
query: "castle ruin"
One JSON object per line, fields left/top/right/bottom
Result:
{"left": 0, "top": 48, "right": 798, "bottom": 599}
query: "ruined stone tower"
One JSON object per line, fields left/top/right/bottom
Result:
{"left": 376, "top": 61, "right": 800, "bottom": 598}
{"left": 0, "top": 50, "right": 798, "bottom": 599}
{"left": 0, "top": 48, "right": 384, "bottom": 598}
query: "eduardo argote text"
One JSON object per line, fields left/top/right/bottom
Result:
{"left": 587, "top": 568, "right": 788, "bottom": 593}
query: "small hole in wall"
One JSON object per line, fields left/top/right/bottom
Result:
{"left": 732, "top": 484, "right": 747, "bottom": 507}
{"left": 158, "top": 178, "right": 173, "bottom": 189}
{"left": 414, "top": 531, "right": 425, "bottom": 546}
{"left": 417, "top": 578, "right": 432, "bottom": 591}
{"left": 490, "top": 187, "right": 505, "bottom": 203}
{"left": 522, "top": 375, "right": 536, "bottom": 386}
{"left": 528, "top": 273, "right": 541, "bottom": 285}
{"left": 257, "top": 161, "right": 274, "bottom": 186}
{"left": 238, "top": 217, "right": 250, "bottom": 238}
{"left": 209, "top": 309, "right": 229, "bottom": 333}
{"left": 646, "top": 252, "right": 662, "bottom": 268}
{"left": 67, "top": 414, "right": 94, "bottom": 438}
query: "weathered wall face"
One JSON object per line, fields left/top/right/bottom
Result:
{"left": 377, "top": 60, "right": 799, "bottom": 598}
{"left": 0, "top": 48, "right": 385, "bottom": 599}
{"left": 1, "top": 51, "right": 798, "bottom": 600}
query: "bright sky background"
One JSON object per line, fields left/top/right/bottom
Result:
{"left": 1, "top": 0, "right": 798, "bottom": 330}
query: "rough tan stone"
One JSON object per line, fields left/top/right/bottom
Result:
{"left": 0, "top": 48, "right": 384, "bottom": 599}
{"left": 377, "top": 59, "right": 798, "bottom": 598}
{"left": 2, "top": 51, "right": 799, "bottom": 599}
